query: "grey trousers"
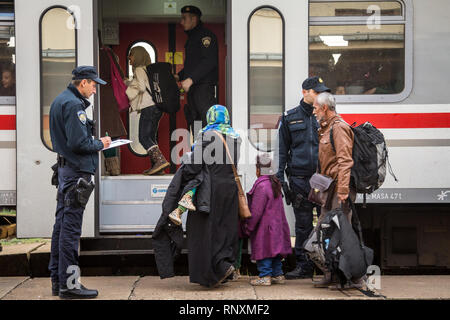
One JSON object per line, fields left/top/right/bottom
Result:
{"left": 319, "top": 188, "right": 357, "bottom": 225}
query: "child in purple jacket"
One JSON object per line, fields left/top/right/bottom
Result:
{"left": 242, "top": 154, "right": 292, "bottom": 286}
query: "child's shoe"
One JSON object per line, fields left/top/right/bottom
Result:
{"left": 250, "top": 276, "right": 272, "bottom": 286}
{"left": 178, "top": 194, "right": 196, "bottom": 211}
{"left": 168, "top": 207, "right": 183, "bottom": 225}
{"left": 271, "top": 275, "right": 285, "bottom": 284}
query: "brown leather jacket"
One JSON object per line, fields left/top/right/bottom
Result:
{"left": 318, "top": 114, "right": 354, "bottom": 195}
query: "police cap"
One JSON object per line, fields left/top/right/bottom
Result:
{"left": 181, "top": 5, "right": 202, "bottom": 18}
{"left": 302, "top": 76, "right": 330, "bottom": 93}
{"left": 72, "top": 66, "right": 106, "bottom": 85}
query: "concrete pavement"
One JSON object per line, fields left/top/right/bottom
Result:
{"left": 1, "top": 275, "right": 450, "bottom": 300}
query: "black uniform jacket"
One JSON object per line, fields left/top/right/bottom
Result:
{"left": 153, "top": 159, "right": 211, "bottom": 279}
{"left": 276, "top": 99, "right": 319, "bottom": 182}
{"left": 49, "top": 84, "right": 104, "bottom": 174}
{"left": 178, "top": 22, "right": 218, "bottom": 85}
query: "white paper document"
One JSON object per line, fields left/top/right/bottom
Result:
{"left": 103, "top": 139, "right": 132, "bottom": 150}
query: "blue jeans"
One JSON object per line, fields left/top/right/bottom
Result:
{"left": 257, "top": 256, "right": 283, "bottom": 277}
{"left": 139, "top": 106, "right": 163, "bottom": 150}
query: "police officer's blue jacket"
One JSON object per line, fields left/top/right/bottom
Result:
{"left": 276, "top": 99, "right": 319, "bottom": 182}
{"left": 49, "top": 84, "right": 104, "bottom": 174}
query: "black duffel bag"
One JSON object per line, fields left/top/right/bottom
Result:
{"left": 304, "top": 200, "right": 373, "bottom": 285}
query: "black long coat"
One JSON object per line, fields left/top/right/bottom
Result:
{"left": 153, "top": 162, "right": 207, "bottom": 279}
{"left": 183, "top": 131, "right": 241, "bottom": 287}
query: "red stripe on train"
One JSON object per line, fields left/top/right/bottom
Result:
{"left": 1, "top": 113, "right": 449, "bottom": 130}
{"left": 341, "top": 113, "right": 450, "bottom": 129}
{"left": 0, "top": 115, "right": 16, "bottom": 130}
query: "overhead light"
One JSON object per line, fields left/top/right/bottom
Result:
{"left": 320, "top": 36, "right": 348, "bottom": 47}
{"left": 332, "top": 54, "right": 341, "bottom": 65}
{"left": 8, "top": 36, "right": 14, "bottom": 47}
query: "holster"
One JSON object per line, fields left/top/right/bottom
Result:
{"left": 292, "top": 193, "right": 305, "bottom": 209}
{"left": 282, "top": 182, "right": 293, "bottom": 206}
{"left": 51, "top": 163, "right": 59, "bottom": 188}
{"left": 75, "top": 177, "right": 95, "bottom": 208}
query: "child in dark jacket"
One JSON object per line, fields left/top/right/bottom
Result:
{"left": 242, "top": 154, "right": 292, "bottom": 286}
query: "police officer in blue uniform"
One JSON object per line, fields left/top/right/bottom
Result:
{"left": 48, "top": 66, "right": 111, "bottom": 299}
{"left": 177, "top": 5, "right": 218, "bottom": 130}
{"left": 276, "top": 76, "right": 330, "bottom": 279}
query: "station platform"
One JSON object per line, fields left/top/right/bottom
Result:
{"left": 1, "top": 275, "right": 450, "bottom": 300}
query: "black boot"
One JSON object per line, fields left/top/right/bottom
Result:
{"left": 51, "top": 280, "right": 59, "bottom": 296}
{"left": 59, "top": 283, "right": 98, "bottom": 299}
{"left": 285, "top": 265, "right": 314, "bottom": 280}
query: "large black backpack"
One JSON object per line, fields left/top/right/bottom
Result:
{"left": 145, "top": 62, "right": 180, "bottom": 114}
{"left": 330, "top": 121, "right": 398, "bottom": 203}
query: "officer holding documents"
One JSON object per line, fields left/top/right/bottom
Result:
{"left": 48, "top": 66, "right": 111, "bottom": 299}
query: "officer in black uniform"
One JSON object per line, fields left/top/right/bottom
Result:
{"left": 177, "top": 5, "right": 218, "bottom": 131}
{"left": 48, "top": 66, "right": 111, "bottom": 299}
{"left": 276, "top": 76, "right": 330, "bottom": 279}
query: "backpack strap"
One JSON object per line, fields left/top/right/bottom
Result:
{"left": 347, "top": 198, "right": 365, "bottom": 247}
{"left": 328, "top": 120, "right": 342, "bottom": 153}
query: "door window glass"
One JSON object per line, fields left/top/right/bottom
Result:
{"left": 248, "top": 7, "right": 284, "bottom": 152}
{"left": 40, "top": 7, "right": 77, "bottom": 150}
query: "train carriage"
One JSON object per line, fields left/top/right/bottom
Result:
{"left": 0, "top": 0, "right": 449, "bottom": 269}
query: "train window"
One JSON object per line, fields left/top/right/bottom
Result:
{"left": 310, "top": 1, "right": 402, "bottom": 17}
{"left": 40, "top": 7, "right": 77, "bottom": 150}
{"left": 126, "top": 41, "right": 157, "bottom": 156}
{"left": 0, "top": 0, "right": 15, "bottom": 105}
{"left": 309, "top": 0, "right": 411, "bottom": 103}
{"left": 248, "top": 7, "right": 284, "bottom": 152}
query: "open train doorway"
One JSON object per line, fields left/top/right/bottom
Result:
{"left": 96, "top": 0, "right": 227, "bottom": 234}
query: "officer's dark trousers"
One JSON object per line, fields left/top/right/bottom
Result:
{"left": 139, "top": 105, "right": 163, "bottom": 151}
{"left": 289, "top": 176, "right": 315, "bottom": 271}
{"left": 187, "top": 83, "right": 217, "bottom": 129}
{"left": 49, "top": 166, "right": 90, "bottom": 286}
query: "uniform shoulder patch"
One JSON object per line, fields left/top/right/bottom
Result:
{"left": 77, "top": 110, "right": 87, "bottom": 125}
{"left": 202, "top": 36, "right": 211, "bottom": 48}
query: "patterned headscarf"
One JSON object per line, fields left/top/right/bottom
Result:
{"left": 200, "top": 105, "right": 240, "bottom": 139}
{"left": 192, "top": 105, "right": 239, "bottom": 149}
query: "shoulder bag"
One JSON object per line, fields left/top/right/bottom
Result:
{"left": 308, "top": 173, "right": 336, "bottom": 210}
{"left": 213, "top": 131, "right": 252, "bottom": 220}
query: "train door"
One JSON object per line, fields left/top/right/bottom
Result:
{"left": 15, "top": 0, "right": 96, "bottom": 237}
{"left": 229, "top": 0, "right": 310, "bottom": 233}
{"left": 98, "top": 0, "right": 226, "bottom": 234}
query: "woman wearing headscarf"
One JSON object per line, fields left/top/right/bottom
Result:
{"left": 126, "top": 46, "right": 169, "bottom": 175}
{"left": 182, "top": 104, "right": 242, "bottom": 287}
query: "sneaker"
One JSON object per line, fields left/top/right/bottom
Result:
{"left": 168, "top": 208, "right": 183, "bottom": 225}
{"left": 250, "top": 276, "right": 272, "bottom": 286}
{"left": 285, "top": 265, "right": 313, "bottom": 279}
{"left": 178, "top": 194, "right": 196, "bottom": 211}
{"left": 271, "top": 275, "right": 285, "bottom": 284}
